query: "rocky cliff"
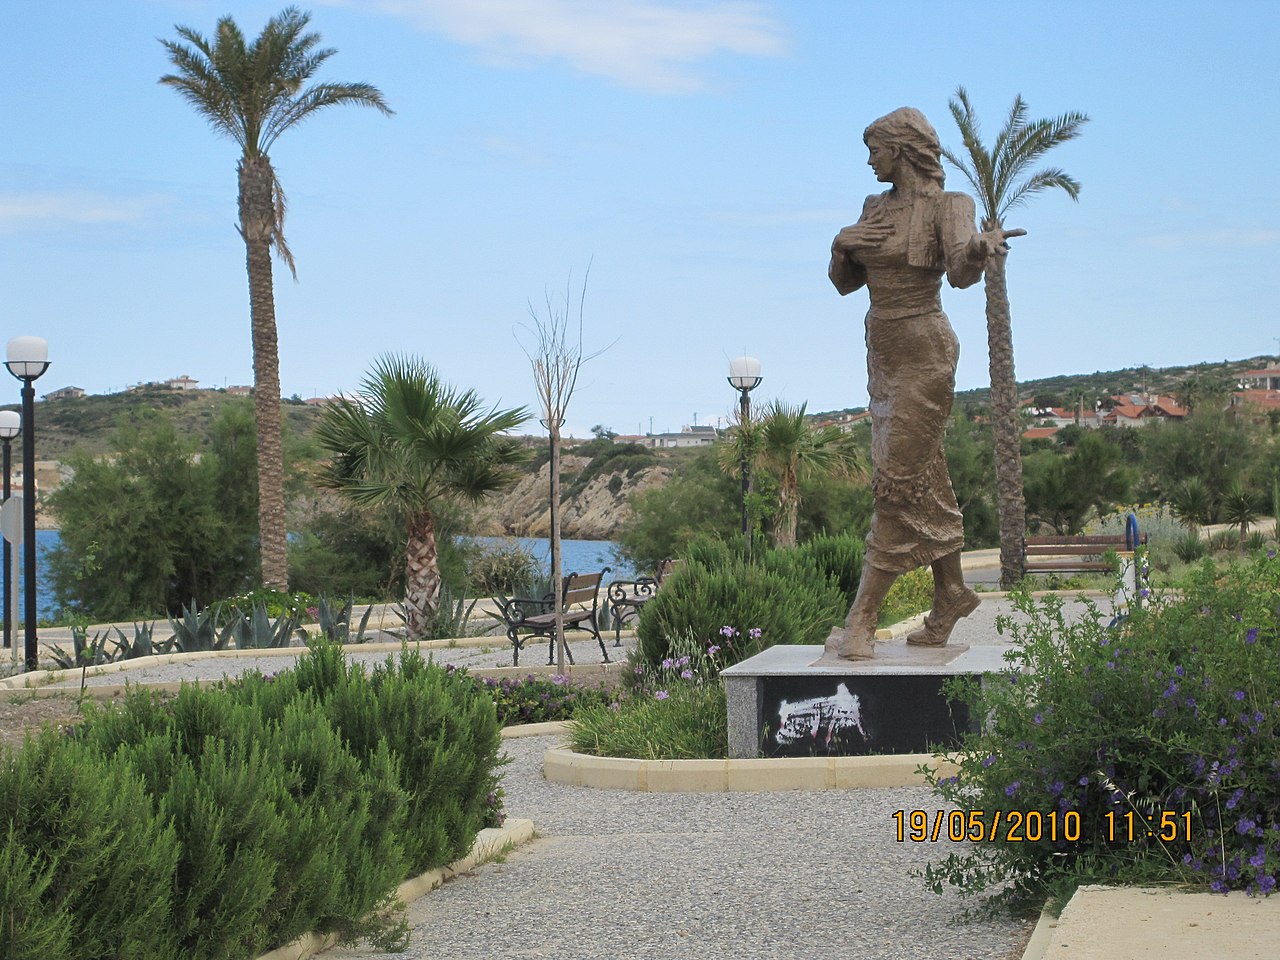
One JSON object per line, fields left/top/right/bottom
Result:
{"left": 471, "top": 455, "right": 670, "bottom": 540}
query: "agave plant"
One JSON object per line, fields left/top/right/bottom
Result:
{"left": 168, "top": 602, "right": 236, "bottom": 653}
{"left": 313, "top": 596, "right": 376, "bottom": 645}
{"left": 49, "top": 625, "right": 121, "bottom": 670}
{"left": 114, "top": 621, "right": 170, "bottom": 660}
{"left": 229, "top": 601, "right": 305, "bottom": 649}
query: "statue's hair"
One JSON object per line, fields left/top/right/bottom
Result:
{"left": 864, "top": 107, "right": 945, "bottom": 189}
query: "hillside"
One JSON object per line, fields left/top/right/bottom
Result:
{"left": 8, "top": 387, "right": 326, "bottom": 462}
{"left": 950, "top": 354, "right": 1274, "bottom": 410}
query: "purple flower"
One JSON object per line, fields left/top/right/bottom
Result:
{"left": 680, "top": 669, "right": 694, "bottom": 680}
{"left": 719, "top": 625, "right": 738, "bottom": 638}
{"left": 748, "top": 627, "right": 763, "bottom": 640}
{"left": 1245, "top": 628, "right": 1259, "bottom": 645}
{"left": 707, "top": 644, "right": 721, "bottom": 656}
{"left": 1175, "top": 665, "right": 1185, "bottom": 677}
{"left": 1235, "top": 691, "right": 1247, "bottom": 701}
{"left": 661, "top": 658, "right": 673, "bottom": 669}
{"left": 1210, "top": 879, "right": 1228, "bottom": 893}
{"left": 1249, "top": 847, "right": 1267, "bottom": 868}
{"left": 655, "top": 690, "right": 669, "bottom": 701}
{"left": 1226, "top": 788, "right": 1245, "bottom": 810}
{"left": 1236, "top": 818, "right": 1257, "bottom": 835}
{"left": 1260, "top": 875, "right": 1277, "bottom": 894}
{"left": 1078, "top": 775, "right": 1089, "bottom": 786}
{"left": 1004, "top": 781, "right": 1021, "bottom": 796}
{"left": 1139, "top": 588, "right": 1151, "bottom": 598}
{"left": 1033, "top": 712, "right": 1043, "bottom": 724}
{"left": 981, "top": 755, "right": 997, "bottom": 768}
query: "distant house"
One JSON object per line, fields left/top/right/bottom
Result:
{"left": 1240, "top": 367, "right": 1280, "bottom": 391}
{"left": 43, "top": 386, "right": 85, "bottom": 401}
{"left": 304, "top": 395, "right": 336, "bottom": 407}
{"left": 651, "top": 425, "right": 717, "bottom": 449}
{"left": 226, "top": 384, "right": 252, "bottom": 396}
{"left": 165, "top": 375, "right": 199, "bottom": 391}
{"left": 1099, "top": 394, "right": 1187, "bottom": 428}
{"left": 815, "top": 410, "right": 872, "bottom": 432}
{"left": 1026, "top": 404, "right": 1100, "bottom": 429}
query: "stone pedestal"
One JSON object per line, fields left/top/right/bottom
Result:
{"left": 720, "top": 641, "right": 1008, "bottom": 759}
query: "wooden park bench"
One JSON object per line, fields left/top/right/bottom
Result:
{"left": 1021, "top": 531, "right": 1147, "bottom": 580}
{"left": 606, "top": 557, "right": 681, "bottom": 646}
{"left": 495, "top": 569, "right": 611, "bottom": 666}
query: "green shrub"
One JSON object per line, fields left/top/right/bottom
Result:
{"left": 75, "top": 681, "right": 408, "bottom": 958}
{"left": 266, "top": 640, "right": 504, "bottom": 875}
{"left": 878, "top": 566, "right": 934, "bottom": 626}
{"left": 923, "top": 555, "right": 1280, "bottom": 914}
{"left": 791, "top": 534, "right": 864, "bottom": 607}
{"left": 466, "top": 540, "right": 543, "bottom": 596}
{"left": 1172, "top": 531, "right": 1207, "bottom": 564}
{"left": 0, "top": 733, "right": 180, "bottom": 960}
{"left": 636, "top": 537, "right": 847, "bottom": 668}
{"left": 568, "top": 682, "right": 727, "bottom": 759}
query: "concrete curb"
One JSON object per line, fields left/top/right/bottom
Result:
{"left": 254, "top": 818, "right": 536, "bottom": 960}
{"left": 501, "top": 720, "right": 571, "bottom": 739}
{"left": 543, "top": 746, "right": 957, "bottom": 792}
{"left": 4, "top": 646, "right": 634, "bottom": 699}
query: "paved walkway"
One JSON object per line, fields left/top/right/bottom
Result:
{"left": 327, "top": 732, "right": 1037, "bottom": 960}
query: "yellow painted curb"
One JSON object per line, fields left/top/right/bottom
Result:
{"left": 543, "top": 747, "right": 957, "bottom": 792}
{"left": 254, "top": 818, "right": 535, "bottom": 960}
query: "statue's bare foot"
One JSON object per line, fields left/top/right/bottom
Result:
{"left": 906, "top": 587, "right": 980, "bottom": 647}
{"left": 824, "top": 626, "right": 875, "bottom": 660}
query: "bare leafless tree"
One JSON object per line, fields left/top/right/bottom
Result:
{"left": 517, "top": 265, "right": 607, "bottom": 671}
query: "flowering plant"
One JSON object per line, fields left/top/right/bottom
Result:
{"left": 924, "top": 554, "right": 1280, "bottom": 913}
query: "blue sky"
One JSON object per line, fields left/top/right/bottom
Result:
{"left": 2, "top": 1, "right": 1277, "bottom": 437}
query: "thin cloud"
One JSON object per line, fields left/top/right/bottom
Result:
{"left": 336, "top": 0, "right": 787, "bottom": 92}
{"left": 1138, "top": 228, "right": 1280, "bottom": 250}
{"left": 0, "top": 192, "right": 168, "bottom": 232}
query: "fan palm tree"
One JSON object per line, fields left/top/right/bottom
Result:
{"left": 315, "top": 356, "right": 530, "bottom": 638}
{"left": 943, "top": 87, "right": 1089, "bottom": 587}
{"left": 160, "top": 7, "right": 392, "bottom": 590}
{"left": 723, "top": 401, "right": 865, "bottom": 548}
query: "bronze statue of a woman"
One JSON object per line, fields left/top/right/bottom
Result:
{"left": 826, "top": 106, "right": 1019, "bottom": 660}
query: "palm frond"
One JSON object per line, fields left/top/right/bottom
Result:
{"left": 944, "top": 87, "right": 1089, "bottom": 228}
{"left": 998, "top": 169, "right": 1082, "bottom": 217}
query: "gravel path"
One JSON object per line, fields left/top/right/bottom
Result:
{"left": 326, "top": 734, "right": 1035, "bottom": 960}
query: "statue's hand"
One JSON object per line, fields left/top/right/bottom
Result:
{"left": 971, "top": 226, "right": 1026, "bottom": 261}
{"left": 834, "top": 217, "right": 892, "bottom": 254}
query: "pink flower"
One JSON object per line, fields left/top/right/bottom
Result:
{"left": 655, "top": 690, "right": 669, "bottom": 700}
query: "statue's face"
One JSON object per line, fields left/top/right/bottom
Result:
{"left": 866, "top": 136, "right": 897, "bottom": 183}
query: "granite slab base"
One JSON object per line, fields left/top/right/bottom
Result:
{"left": 720, "top": 641, "right": 1010, "bottom": 759}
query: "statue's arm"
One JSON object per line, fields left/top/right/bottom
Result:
{"left": 829, "top": 196, "right": 878, "bottom": 296}
{"left": 829, "top": 245, "right": 867, "bottom": 295}
{"left": 941, "top": 193, "right": 986, "bottom": 289}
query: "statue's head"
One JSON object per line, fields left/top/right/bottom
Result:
{"left": 863, "top": 107, "right": 945, "bottom": 189}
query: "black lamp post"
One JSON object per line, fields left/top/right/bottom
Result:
{"left": 727, "top": 356, "right": 762, "bottom": 536}
{"left": 6, "top": 337, "right": 49, "bottom": 672}
{"left": 0, "top": 410, "right": 20, "bottom": 652}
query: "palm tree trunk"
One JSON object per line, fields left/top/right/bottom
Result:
{"left": 777, "top": 470, "right": 799, "bottom": 548}
{"left": 403, "top": 509, "right": 441, "bottom": 638}
{"left": 238, "top": 157, "right": 289, "bottom": 591}
{"left": 984, "top": 250, "right": 1026, "bottom": 588}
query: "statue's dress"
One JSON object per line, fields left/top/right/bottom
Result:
{"left": 829, "top": 189, "right": 984, "bottom": 574}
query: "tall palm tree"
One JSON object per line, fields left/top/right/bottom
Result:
{"left": 722, "top": 401, "right": 865, "bottom": 548}
{"left": 314, "top": 356, "right": 530, "bottom": 638}
{"left": 943, "top": 87, "right": 1089, "bottom": 587}
{"left": 160, "top": 7, "right": 392, "bottom": 590}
